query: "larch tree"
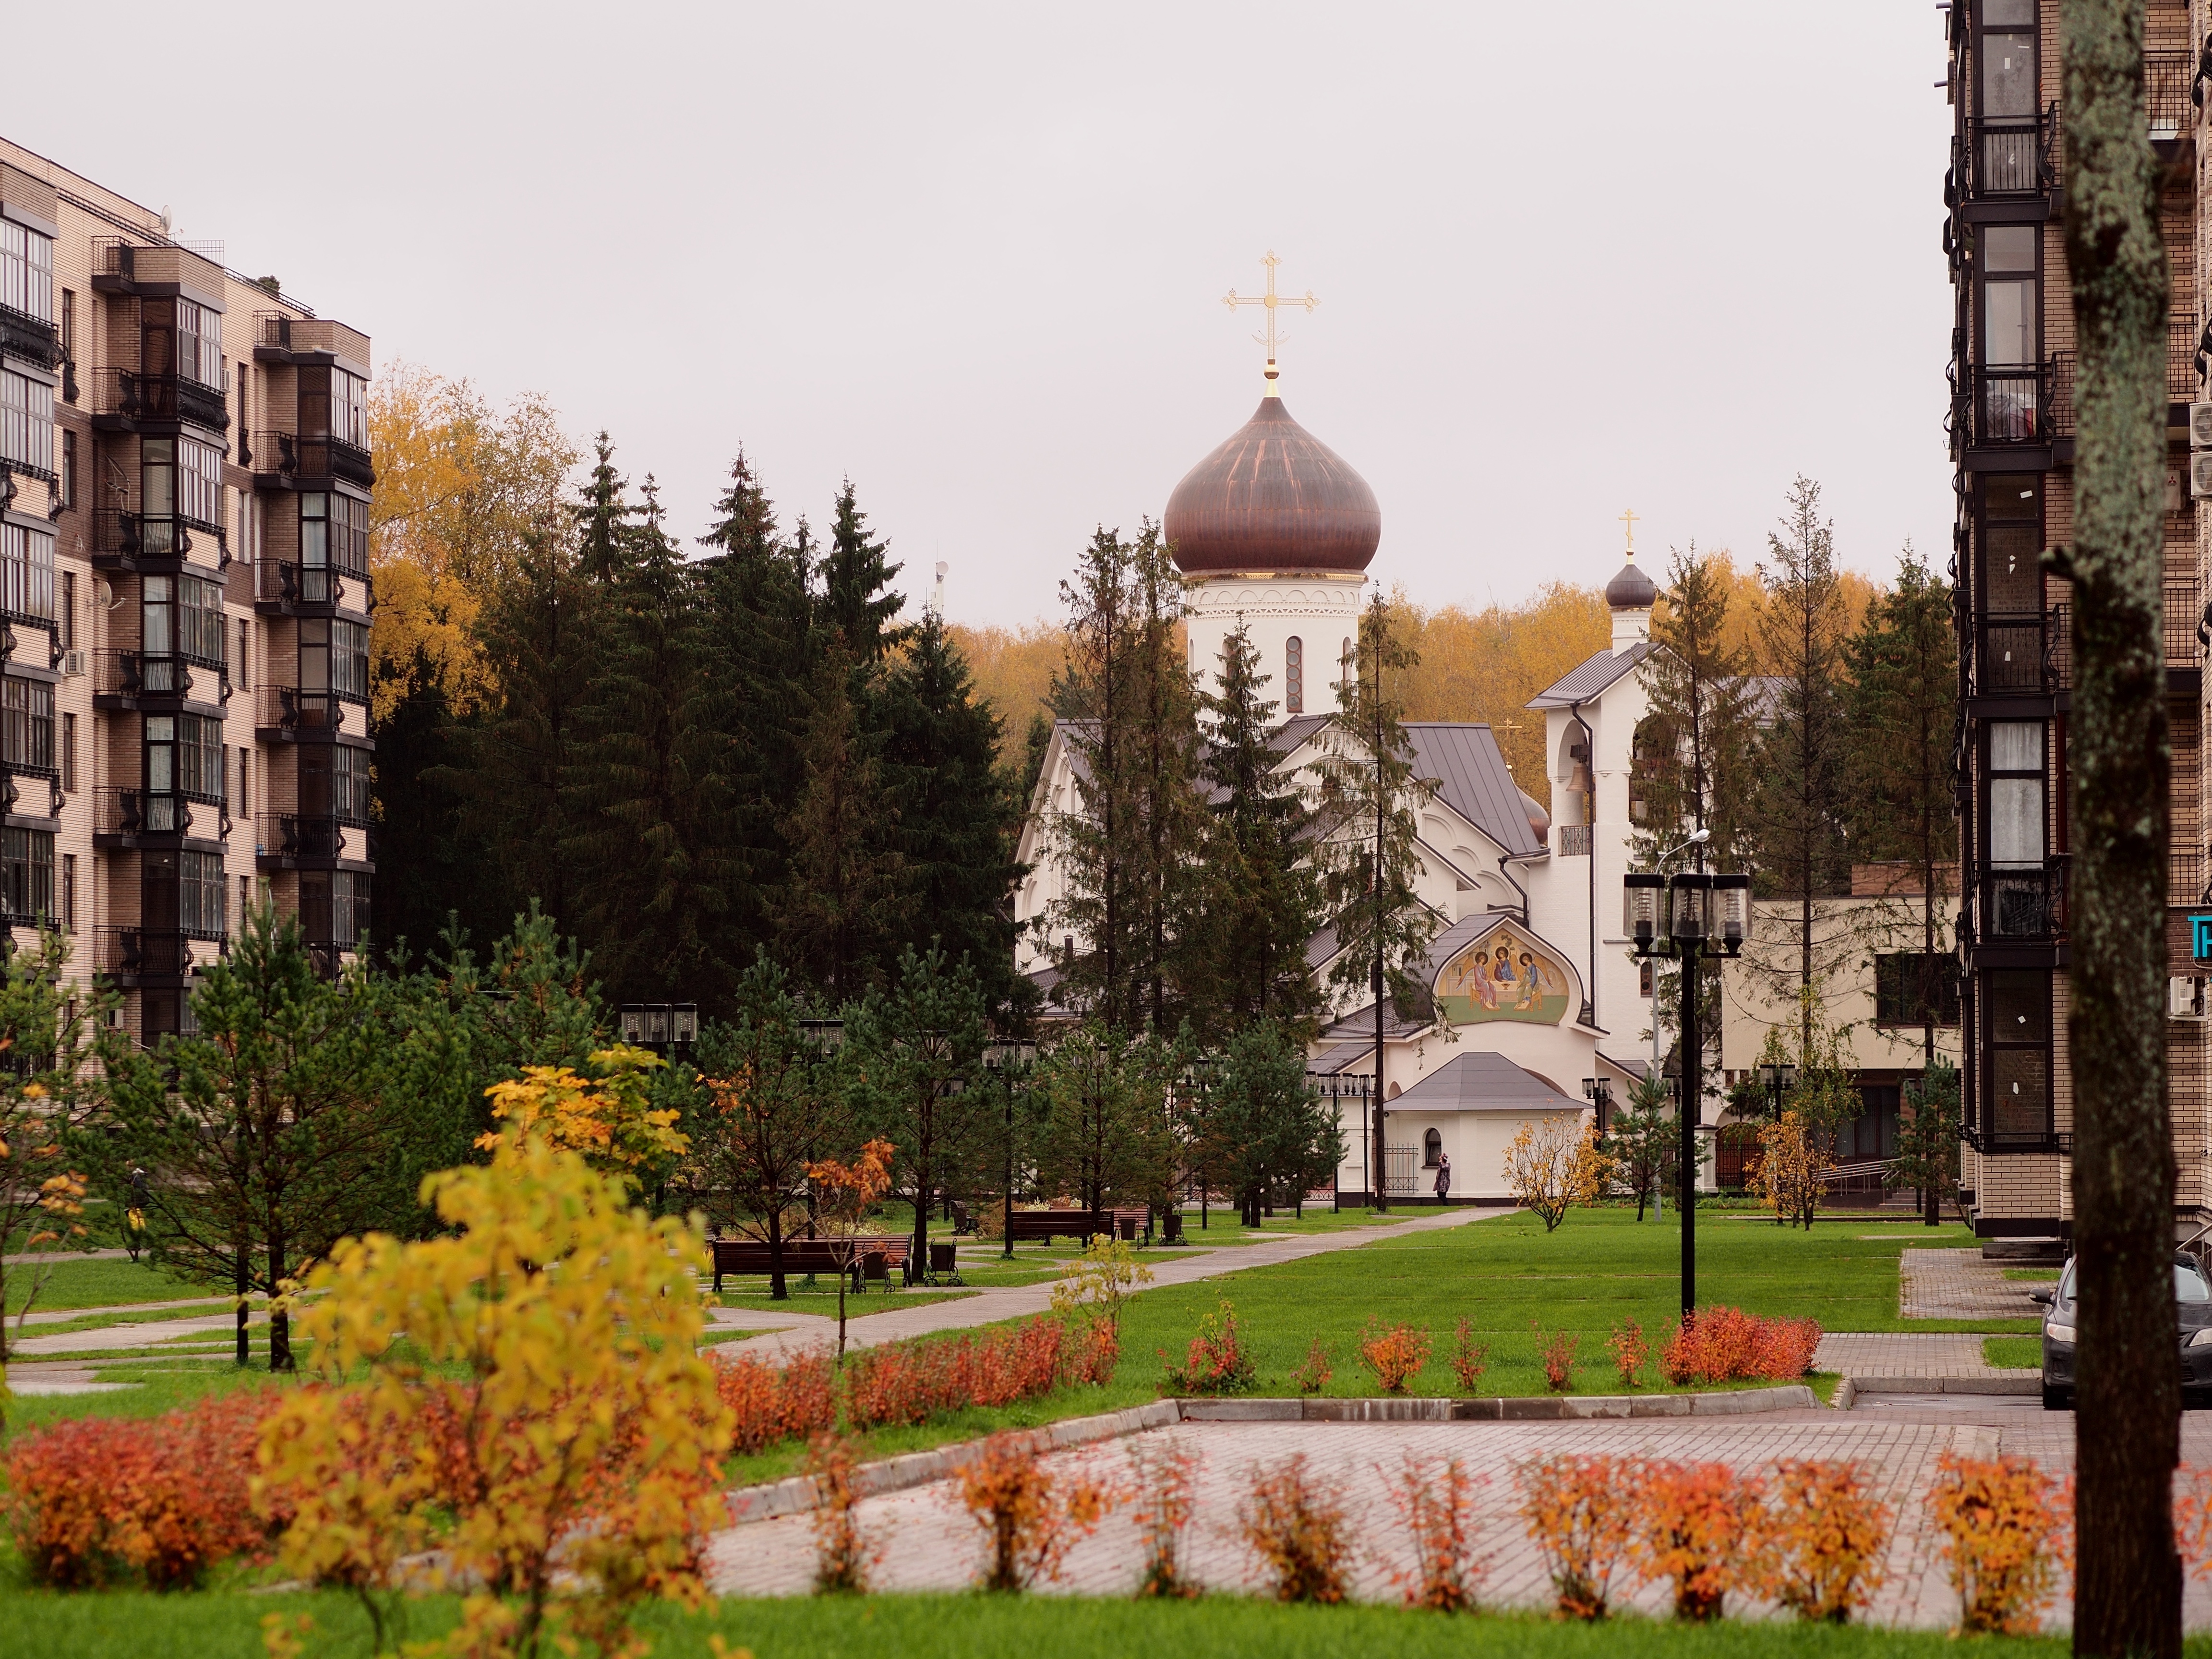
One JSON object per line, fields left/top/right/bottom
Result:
{"left": 2059, "top": 0, "right": 2181, "bottom": 1648}
{"left": 1317, "top": 593, "right": 1440, "bottom": 1210}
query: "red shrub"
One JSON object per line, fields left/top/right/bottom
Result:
{"left": 1762, "top": 1459, "right": 1892, "bottom": 1623}
{"left": 1607, "top": 1321, "right": 1649, "bottom": 1389}
{"left": 1661, "top": 1307, "right": 1821, "bottom": 1385}
{"left": 1061, "top": 1319, "right": 1119, "bottom": 1388}
{"left": 843, "top": 1318, "right": 1081, "bottom": 1431}
{"left": 844, "top": 1337, "right": 966, "bottom": 1429}
{"left": 1629, "top": 1460, "right": 1766, "bottom": 1621}
{"left": 1515, "top": 1453, "right": 1637, "bottom": 1620}
{"left": 6, "top": 1389, "right": 282, "bottom": 1588}
{"left": 710, "top": 1347, "right": 839, "bottom": 1454}
{"left": 1292, "top": 1338, "right": 1334, "bottom": 1396}
{"left": 1358, "top": 1320, "right": 1431, "bottom": 1395}
{"left": 1533, "top": 1323, "right": 1578, "bottom": 1392}
{"left": 1160, "top": 1298, "right": 1257, "bottom": 1395}
{"left": 1929, "top": 1452, "right": 2068, "bottom": 1635}
{"left": 1450, "top": 1319, "right": 1490, "bottom": 1395}
{"left": 1385, "top": 1453, "right": 1487, "bottom": 1611}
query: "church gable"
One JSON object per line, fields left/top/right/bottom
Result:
{"left": 1425, "top": 914, "right": 1581, "bottom": 1029}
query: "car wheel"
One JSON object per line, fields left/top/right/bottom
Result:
{"left": 2043, "top": 1383, "right": 2071, "bottom": 1412}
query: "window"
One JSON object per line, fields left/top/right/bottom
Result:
{"left": 60, "top": 853, "right": 73, "bottom": 933}
{"left": 1, "top": 677, "right": 54, "bottom": 775}
{"left": 1422, "top": 1127, "right": 1442, "bottom": 1168}
{"left": 59, "top": 289, "right": 73, "bottom": 366}
{"left": 144, "top": 712, "right": 224, "bottom": 802}
{"left": 238, "top": 875, "right": 250, "bottom": 938}
{"left": 1981, "top": 226, "right": 2038, "bottom": 367}
{"left": 301, "top": 868, "right": 370, "bottom": 950}
{"left": 1984, "top": 967, "right": 2052, "bottom": 1143}
{"left": 1980, "top": 0, "right": 2039, "bottom": 118}
{"left": 0, "top": 220, "right": 53, "bottom": 324}
{"left": 144, "top": 573, "right": 226, "bottom": 668}
{"left": 304, "top": 744, "right": 372, "bottom": 824}
{"left": 178, "top": 850, "right": 224, "bottom": 939}
{"left": 61, "top": 712, "right": 74, "bottom": 794}
{"left": 60, "top": 572, "right": 73, "bottom": 650}
{"left": 1, "top": 828, "right": 53, "bottom": 924}
{"left": 301, "top": 616, "right": 369, "bottom": 703}
{"left": 0, "top": 369, "right": 53, "bottom": 475}
{"left": 1285, "top": 636, "right": 1303, "bottom": 715}
{"left": 1986, "top": 721, "right": 2045, "bottom": 867}
{"left": 332, "top": 369, "right": 366, "bottom": 447}
{"left": 177, "top": 300, "right": 222, "bottom": 392}
{"left": 0, "top": 523, "right": 53, "bottom": 622}
{"left": 140, "top": 436, "right": 224, "bottom": 536}
{"left": 1875, "top": 952, "right": 1963, "bottom": 1026}
{"left": 237, "top": 746, "right": 249, "bottom": 819}
{"left": 60, "top": 430, "right": 75, "bottom": 512}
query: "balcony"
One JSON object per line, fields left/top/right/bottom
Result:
{"left": 1973, "top": 607, "right": 2070, "bottom": 697}
{"left": 94, "top": 787, "right": 222, "bottom": 845}
{"left": 2170, "top": 577, "right": 2204, "bottom": 671}
{"left": 93, "top": 926, "right": 202, "bottom": 983}
{"left": 252, "top": 313, "right": 373, "bottom": 373}
{"left": 255, "top": 685, "right": 349, "bottom": 737}
{"left": 1960, "top": 107, "right": 2058, "bottom": 202}
{"left": 94, "top": 650, "right": 220, "bottom": 708}
{"left": 2176, "top": 851, "right": 2209, "bottom": 909}
{"left": 1979, "top": 859, "right": 2069, "bottom": 942}
{"left": 0, "top": 302, "right": 60, "bottom": 372}
{"left": 88, "top": 366, "right": 229, "bottom": 434}
{"left": 94, "top": 510, "right": 225, "bottom": 571}
{"left": 253, "top": 559, "right": 370, "bottom": 615}
{"left": 2149, "top": 51, "right": 2193, "bottom": 152}
{"left": 1961, "top": 360, "right": 2069, "bottom": 450}
{"left": 254, "top": 812, "right": 372, "bottom": 868}
{"left": 89, "top": 238, "right": 225, "bottom": 299}
{"left": 245, "top": 429, "right": 373, "bottom": 489}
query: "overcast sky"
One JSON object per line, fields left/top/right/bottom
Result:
{"left": 11, "top": 3, "right": 1955, "bottom": 628}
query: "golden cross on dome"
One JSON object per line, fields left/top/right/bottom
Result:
{"left": 1618, "top": 507, "right": 1639, "bottom": 553}
{"left": 1223, "top": 251, "right": 1318, "bottom": 394}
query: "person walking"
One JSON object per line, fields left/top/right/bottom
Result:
{"left": 1432, "top": 1152, "right": 1452, "bottom": 1204}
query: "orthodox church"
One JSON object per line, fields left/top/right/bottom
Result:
{"left": 1012, "top": 342, "right": 1663, "bottom": 1204}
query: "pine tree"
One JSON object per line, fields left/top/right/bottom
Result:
{"left": 879, "top": 613, "right": 1028, "bottom": 1011}
{"left": 1843, "top": 546, "right": 1960, "bottom": 1068}
{"left": 1748, "top": 476, "right": 1855, "bottom": 1053}
{"left": 1033, "top": 1023, "right": 1178, "bottom": 1218}
{"left": 820, "top": 478, "right": 908, "bottom": 666}
{"left": 773, "top": 636, "right": 910, "bottom": 1001}
{"left": 1317, "top": 593, "right": 1440, "bottom": 1211}
{"left": 565, "top": 479, "right": 739, "bottom": 1006}
{"left": 1188, "top": 621, "right": 1323, "bottom": 1042}
{"left": 575, "top": 432, "right": 635, "bottom": 583}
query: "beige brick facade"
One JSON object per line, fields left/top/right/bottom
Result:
{"left": 0, "top": 135, "right": 372, "bottom": 1040}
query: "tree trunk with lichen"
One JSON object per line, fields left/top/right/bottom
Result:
{"left": 2060, "top": 3, "right": 2181, "bottom": 1653}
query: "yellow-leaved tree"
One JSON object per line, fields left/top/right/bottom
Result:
{"left": 476, "top": 1044, "right": 687, "bottom": 1178}
{"left": 1503, "top": 1117, "right": 1614, "bottom": 1232}
{"left": 257, "top": 1065, "right": 726, "bottom": 1659}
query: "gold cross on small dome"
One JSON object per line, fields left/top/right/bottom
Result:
{"left": 1619, "top": 507, "right": 1639, "bottom": 553}
{"left": 1223, "top": 251, "right": 1319, "bottom": 393}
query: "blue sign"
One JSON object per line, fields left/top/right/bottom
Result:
{"left": 2193, "top": 914, "right": 2212, "bottom": 963}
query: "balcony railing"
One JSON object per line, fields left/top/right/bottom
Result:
{"left": 1962, "top": 107, "right": 2058, "bottom": 199}
{"left": 1979, "top": 859, "right": 2070, "bottom": 941}
{"left": 88, "top": 367, "right": 229, "bottom": 433}
{"left": 94, "top": 926, "right": 199, "bottom": 978}
{"left": 2176, "top": 850, "right": 2209, "bottom": 908}
{"left": 2149, "top": 51, "right": 2193, "bottom": 144}
{"left": 257, "top": 686, "right": 346, "bottom": 733}
{"left": 95, "top": 510, "right": 224, "bottom": 564}
{"left": 254, "top": 812, "right": 371, "bottom": 862}
{"left": 2173, "top": 317, "right": 2205, "bottom": 405}
{"left": 1965, "top": 361, "right": 2065, "bottom": 447}
{"left": 2169, "top": 577, "right": 2204, "bottom": 668}
{"left": 245, "top": 429, "right": 373, "bottom": 488}
{"left": 253, "top": 313, "right": 373, "bottom": 372}
{"left": 1973, "top": 606, "right": 2070, "bottom": 695}
{"left": 95, "top": 787, "right": 212, "bottom": 838}
{"left": 90, "top": 238, "right": 225, "bottom": 295}
{"left": 94, "top": 650, "right": 214, "bottom": 701}
{"left": 254, "top": 559, "right": 370, "bottom": 609}
{"left": 0, "top": 302, "right": 61, "bottom": 371}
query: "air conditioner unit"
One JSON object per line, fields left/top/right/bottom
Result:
{"left": 2191, "top": 452, "right": 2212, "bottom": 499}
{"left": 2191, "top": 401, "right": 2212, "bottom": 449}
{"left": 2173, "top": 976, "right": 2208, "bottom": 1021}
{"left": 60, "top": 650, "right": 84, "bottom": 677}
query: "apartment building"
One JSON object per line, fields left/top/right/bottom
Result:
{"left": 1945, "top": 0, "right": 2206, "bottom": 1236}
{"left": 0, "top": 136, "right": 372, "bottom": 1042}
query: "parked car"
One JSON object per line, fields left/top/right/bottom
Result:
{"left": 2035, "top": 1252, "right": 2212, "bottom": 1411}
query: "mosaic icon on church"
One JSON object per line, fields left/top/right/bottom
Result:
{"left": 1434, "top": 925, "right": 1572, "bottom": 1026}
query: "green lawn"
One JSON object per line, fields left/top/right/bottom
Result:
{"left": 0, "top": 1587, "right": 2103, "bottom": 1658}
{"left": 1986, "top": 1336, "right": 2044, "bottom": 1369}
{"left": 5, "top": 1256, "right": 225, "bottom": 1315}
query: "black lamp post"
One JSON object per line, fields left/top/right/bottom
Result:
{"left": 1756, "top": 1060, "right": 1798, "bottom": 1120}
{"left": 984, "top": 1041, "right": 1037, "bottom": 1262}
{"left": 1625, "top": 868, "right": 1748, "bottom": 1317}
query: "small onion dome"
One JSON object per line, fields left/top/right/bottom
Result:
{"left": 1163, "top": 396, "right": 1381, "bottom": 576}
{"left": 1605, "top": 552, "right": 1658, "bottom": 610}
{"left": 1520, "top": 788, "right": 1551, "bottom": 840}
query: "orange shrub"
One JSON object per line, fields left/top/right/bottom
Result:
{"left": 1451, "top": 1319, "right": 1491, "bottom": 1394}
{"left": 1385, "top": 1453, "right": 1487, "bottom": 1612}
{"left": 1762, "top": 1459, "right": 1892, "bottom": 1623}
{"left": 2177, "top": 1464, "right": 2212, "bottom": 1581}
{"left": 1534, "top": 1323, "right": 1578, "bottom": 1392}
{"left": 1515, "top": 1453, "right": 1637, "bottom": 1620}
{"left": 1292, "top": 1338, "right": 1334, "bottom": 1396}
{"left": 1061, "top": 1319, "right": 1119, "bottom": 1388}
{"left": 842, "top": 1317, "right": 1077, "bottom": 1430}
{"left": 1160, "top": 1298, "right": 1257, "bottom": 1395}
{"left": 1928, "top": 1451, "right": 2068, "bottom": 1635}
{"left": 1660, "top": 1306, "right": 1820, "bottom": 1385}
{"left": 6, "top": 1389, "right": 280, "bottom": 1588}
{"left": 711, "top": 1348, "right": 838, "bottom": 1455}
{"left": 1127, "top": 1438, "right": 1201, "bottom": 1599}
{"left": 1607, "top": 1321, "right": 1648, "bottom": 1389}
{"left": 1240, "top": 1454, "right": 1353, "bottom": 1603}
{"left": 1358, "top": 1320, "right": 1431, "bottom": 1395}
{"left": 956, "top": 1433, "right": 1118, "bottom": 1592}
{"left": 1629, "top": 1460, "right": 1765, "bottom": 1621}
{"left": 805, "top": 1433, "right": 878, "bottom": 1594}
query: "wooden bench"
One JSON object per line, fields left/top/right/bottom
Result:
{"left": 1005, "top": 1209, "right": 1113, "bottom": 1244}
{"left": 709, "top": 1236, "right": 908, "bottom": 1294}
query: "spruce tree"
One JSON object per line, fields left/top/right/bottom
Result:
{"left": 575, "top": 432, "right": 635, "bottom": 583}
{"left": 1190, "top": 620, "right": 1323, "bottom": 1042}
{"left": 1317, "top": 593, "right": 1440, "bottom": 1211}
{"left": 820, "top": 478, "right": 908, "bottom": 666}
{"left": 1126, "top": 525, "right": 1208, "bottom": 1031}
{"left": 1748, "top": 476, "right": 1854, "bottom": 1053}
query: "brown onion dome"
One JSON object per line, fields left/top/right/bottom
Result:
{"left": 1604, "top": 553, "right": 1658, "bottom": 610}
{"left": 1163, "top": 395, "right": 1381, "bottom": 576}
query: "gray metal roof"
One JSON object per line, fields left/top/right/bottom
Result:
{"left": 1388, "top": 1051, "right": 1583, "bottom": 1112}
{"left": 1308, "top": 1041, "right": 1374, "bottom": 1076}
{"left": 1404, "top": 724, "right": 1544, "bottom": 858}
{"left": 1526, "top": 641, "right": 1655, "bottom": 710}
{"left": 1320, "top": 1001, "right": 1433, "bottom": 1042}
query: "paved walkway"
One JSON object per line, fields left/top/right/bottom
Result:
{"left": 710, "top": 1208, "right": 1510, "bottom": 1362}
{"left": 1900, "top": 1248, "right": 2047, "bottom": 1321}
{"left": 11, "top": 1309, "right": 259, "bottom": 1358}
{"left": 704, "top": 1404, "right": 2212, "bottom": 1629}
{"left": 1815, "top": 1332, "right": 2038, "bottom": 1394}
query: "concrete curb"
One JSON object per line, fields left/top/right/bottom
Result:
{"left": 721, "top": 1386, "right": 1818, "bottom": 1523}
{"left": 1833, "top": 1371, "right": 2039, "bottom": 1399}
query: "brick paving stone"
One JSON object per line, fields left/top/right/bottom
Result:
{"left": 1815, "top": 1332, "right": 2037, "bottom": 1389}
{"left": 1900, "top": 1248, "right": 2046, "bottom": 1321}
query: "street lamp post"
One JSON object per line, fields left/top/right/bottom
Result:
{"left": 983, "top": 1041, "right": 1037, "bottom": 1262}
{"left": 1625, "top": 868, "right": 1748, "bottom": 1317}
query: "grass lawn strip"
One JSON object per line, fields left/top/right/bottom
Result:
{"left": 1985, "top": 1335, "right": 2044, "bottom": 1369}
{"left": 4, "top": 1258, "right": 227, "bottom": 1314}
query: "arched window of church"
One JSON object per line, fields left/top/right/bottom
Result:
{"left": 1285, "top": 636, "right": 1303, "bottom": 713}
{"left": 1423, "top": 1128, "right": 1443, "bottom": 1167}
{"left": 1341, "top": 637, "right": 1354, "bottom": 686}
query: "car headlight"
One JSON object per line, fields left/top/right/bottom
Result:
{"left": 2189, "top": 1328, "right": 2212, "bottom": 1348}
{"left": 2046, "top": 1322, "right": 2076, "bottom": 1345}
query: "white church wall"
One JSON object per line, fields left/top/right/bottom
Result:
{"left": 1183, "top": 574, "right": 1367, "bottom": 717}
